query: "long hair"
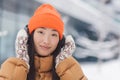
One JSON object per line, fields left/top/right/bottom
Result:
{"left": 26, "top": 27, "right": 65, "bottom": 80}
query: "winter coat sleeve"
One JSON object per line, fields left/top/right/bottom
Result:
{"left": 0, "top": 57, "right": 29, "bottom": 80}
{"left": 56, "top": 56, "right": 87, "bottom": 80}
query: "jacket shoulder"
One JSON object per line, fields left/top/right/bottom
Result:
{"left": 0, "top": 57, "right": 28, "bottom": 80}
{"left": 56, "top": 56, "right": 87, "bottom": 80}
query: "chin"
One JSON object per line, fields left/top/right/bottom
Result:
{"left": 38, "top": 53, "right": 51, "bottom": 57}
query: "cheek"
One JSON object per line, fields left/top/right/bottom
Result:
{"left": 51, "top": 39, "right": 59, "bottom": 49}
{"left": 33, "top": 34, "right": 41, "bottom": 45}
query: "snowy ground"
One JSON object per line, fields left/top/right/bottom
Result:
{"left": 80, "top": 58, "right": 120, "bottom": 80}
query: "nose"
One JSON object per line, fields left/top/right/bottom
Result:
{"left": 43, "top": 35, "right": 50, "bottom": 45}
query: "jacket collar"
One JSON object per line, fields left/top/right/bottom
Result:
{"left": 34, "top": 55, "right": 53, "bottom": 73}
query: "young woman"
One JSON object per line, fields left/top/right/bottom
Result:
{"left": 0, "top": 4, "right": 87, "bottom": 80}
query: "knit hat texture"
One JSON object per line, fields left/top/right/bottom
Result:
{"left": 28, "top": 4, "right": 64, "bottom": 40}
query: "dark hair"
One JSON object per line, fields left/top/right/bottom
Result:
{"left": 26, "top": 27, "right": 65, "bottom": 80}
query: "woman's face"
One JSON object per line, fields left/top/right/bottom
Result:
{"left": 33, "top": 27, "right": 59, "bottom": 56}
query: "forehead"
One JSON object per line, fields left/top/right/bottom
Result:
{"left": 36, "top": 27, "right": 58, "bottom": 32}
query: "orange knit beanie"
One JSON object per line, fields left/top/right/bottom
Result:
{"left": 28, "top": 4, "right": 64, "bottom": 40}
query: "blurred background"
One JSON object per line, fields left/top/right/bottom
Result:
{"left": 0, "top": 0, "right": 120, "bottom": 80}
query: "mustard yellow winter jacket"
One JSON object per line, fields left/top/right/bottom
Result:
{"left": 0, "top": 56, "right": 87, "bottom": 80}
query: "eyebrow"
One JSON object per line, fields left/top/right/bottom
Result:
{"left": 52, "top": 29, "right": 57, "bottom": 32}
{"left": 40, "top": 27, "right": 46, "bottom": 29}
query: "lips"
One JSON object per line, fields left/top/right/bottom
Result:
{"left": 39, "top": 45, "right": 51, "bottom": 50}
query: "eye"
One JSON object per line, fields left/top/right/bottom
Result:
{"left": 37, "top": 31, "right": 43, "bottom": 34}
{"left": 52, "top": 33, "right": 58, "bottom": 37}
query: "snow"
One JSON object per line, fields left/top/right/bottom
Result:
{"left": 80, "top": 59, "right": 120, "bottom": 80}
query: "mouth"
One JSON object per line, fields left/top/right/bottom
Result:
{"left": 39, "top": 45, "right": 51, "bottom": 50}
